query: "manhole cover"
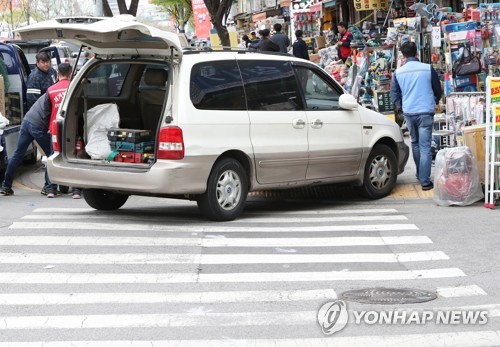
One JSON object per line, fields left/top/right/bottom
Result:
{"left": 341, "top": 287, "right": 437, "bottom": 305}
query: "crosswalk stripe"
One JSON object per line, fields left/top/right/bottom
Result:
{"left": 0, "top": 236, "right": 432, "bottom": 247}
{"left": 0, "top": 304, "right": 496, "bottom": 330}
{"left": 0, "top": 289, "right": 338, "bottom": 305}
{"left": 437, "top": 285, "right": 488, "bottom": 297}
{"left": 2, "top": 331, "right": 499, "bottom": 347}
{"left": 0, "top": 251, "right": 449, "bottom": 264}
{"left": 0, "top": 268, "right": 466, "bottom": 284}
{"left": 19, "top": 215, "right": 408, "bottom": 222}
{"left": 31, "top": 207, "right": 399, "bottom": 215}
{"left": 10, "top": 222, "right": 419, "bottom": 232}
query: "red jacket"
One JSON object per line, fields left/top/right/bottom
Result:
{"left": 47, "top": 79, "right": 70, "bottom": 134}
{"left": 339, "top": 30, "right": 352, "bottom": 59}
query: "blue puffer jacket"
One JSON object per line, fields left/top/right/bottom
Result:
{"left": 26, "top": 67, "right": 57, "bottom": 111}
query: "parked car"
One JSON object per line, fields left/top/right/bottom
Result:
{"left": 17, "top": 16, "right": 409, "bottom": 221}
{"left": 0, "top": 41, "right": 39, "bottom": 169}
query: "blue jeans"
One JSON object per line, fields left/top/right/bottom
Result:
{"left": 2, "top": 120, "right": 55, "bottom": 191}
{"left": 405, "top": 114, "right": 433, "bottom": 186}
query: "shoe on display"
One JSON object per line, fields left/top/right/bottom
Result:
{"left": 0, "top": 186, "right": 14, "bottom": 196}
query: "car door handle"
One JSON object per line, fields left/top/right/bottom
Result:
{"left": 311, "top": 119, "right": 323, "bottom": 129}
{"left": 293, "top": 119, "right": 306, "bottom": 129}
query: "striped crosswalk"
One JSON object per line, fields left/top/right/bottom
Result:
{"left": 0, "top": 206, "right": 496, "bottom": 346}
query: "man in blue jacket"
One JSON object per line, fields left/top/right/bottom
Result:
{"left": 390, "top": 42, "right": 442, "bottom": 191}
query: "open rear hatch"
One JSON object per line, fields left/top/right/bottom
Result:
{"left": 15, "top": 15, "right": 183, "bottom": 59}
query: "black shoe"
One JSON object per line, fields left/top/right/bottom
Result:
{"left": 422, "top": 182, "right": 434, "bottom": 191}
{"left": 41, "top": 187, "right": 49, "bottom": 195}
{"left": 0, "top": 186, "right": 14, "bottom": 196}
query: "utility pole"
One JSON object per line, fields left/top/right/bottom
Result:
{"left": 26, "top": 0, "right": 30, "bottom": 25}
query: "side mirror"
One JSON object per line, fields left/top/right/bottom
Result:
{"left": 339, "top": 94, "right": 359, "bottom": 110}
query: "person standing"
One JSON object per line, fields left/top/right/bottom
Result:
{"left": 292, "top": 30, "right": 309, "bottom": 60}
{"left": 390, "top": 41, "right": 442, "bottom": 191}
{"left": 336, "top": 22, "right": 353, "bottom": 63}
{"left": 270, "top": 23, "right": 290, "bottom": 53}
{"left": 47, "top": 63, "right": 81, "bottom": 199}
{"left": 26, "top": 51, "right": 57, "bottom": 111}
{"left": 258, "top": 29, "right": 280, "bottom": 52}
{"left": 0, "top": 89, "right": 55, "bottom": 197}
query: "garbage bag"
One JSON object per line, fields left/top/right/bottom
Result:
{"left": 434, "top": 146, "right": 484, "bottom": 206}
{"left": 85, "top": 103, "right": 120, "bottom": 160}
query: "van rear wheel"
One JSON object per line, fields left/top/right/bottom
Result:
{"left": 83, "top": 189, "right": 128, "bottom": 210}
{"left": 197, "top": 158, "right": 248, "bottom": 221}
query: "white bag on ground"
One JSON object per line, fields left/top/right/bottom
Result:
{"left": 433, "top": 146, "right": 484, "bottom": 206}
{"left": 85, "top": 103, "right": 120, "bottom": 160}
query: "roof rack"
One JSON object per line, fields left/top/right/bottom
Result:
{"left": 182, "top": 46, "right": 292, "bottom": 57}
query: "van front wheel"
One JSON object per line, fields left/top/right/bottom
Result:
{"left": 197, "top": 158, "right": 248, "bottom": 221}
{"left": 83, "top": 189, "right": 128, "bottom": 210}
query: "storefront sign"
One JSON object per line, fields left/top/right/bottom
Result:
{"left": 253, "top": 12, "right": 267, "bottom": 21}
{"left": 191, "top": 0, "right": 211, "bottom": 39}
{"left": 354, "top": 0, "right": 388, "bottom": 11}
{"left": 490, "top": 78, "right": 500, "bottom": 103}
{"left": 310, "top": 1, "right": 322, "bottom": 12}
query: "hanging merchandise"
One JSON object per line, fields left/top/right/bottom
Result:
{"left": 453, "top": 46, "right": 482, "bottom": 77}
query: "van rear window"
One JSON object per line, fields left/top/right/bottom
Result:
{"left": 190, "top": 60, "right": 245, "bottom": 110}
{"left": 86, "top": 63, "right": 130, "bottom": 97}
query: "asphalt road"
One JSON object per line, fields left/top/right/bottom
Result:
{"left": 0, "top": 167, "right": 499, "bottom": 345}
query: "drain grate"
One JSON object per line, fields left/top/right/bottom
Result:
{"left": 341, "top": 287, "right": 437, "bottom": 305}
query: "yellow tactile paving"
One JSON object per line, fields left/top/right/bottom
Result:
{"left": 389, "top": 183, "right": 421, "bottom": 199}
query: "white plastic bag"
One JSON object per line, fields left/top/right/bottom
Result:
{"left": 434, "top": 147, "right": 484, "bottom": 206}
{"left": 85, "top": 103, "right": 120, "bottom": 160}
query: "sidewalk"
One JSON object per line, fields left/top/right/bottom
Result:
{"left": 13, "top": 136, "right": 433, "bottom": 201}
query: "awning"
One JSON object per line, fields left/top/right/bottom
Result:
{"left": 310, "top": 1, "right": 322, "bottom": 12}
{"left": 252, "top": 12, "right": 266, "bottom": 21}
{"left": 324, "top": 0, "right": 336, "bottom": 8}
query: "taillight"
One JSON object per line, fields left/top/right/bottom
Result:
{"left": 51, "top": 120, "right": 60, "bottom": 152}
{"left": 157, "top": 126, "right": 184, "bottom": 160}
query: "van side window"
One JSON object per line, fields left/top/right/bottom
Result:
{"left": 293, "top": 66, "right": 341, "bottom": 110}
{"left": 238, "top": 60, "right": 303, "bottom": 111}
{"left": 87, "top": 63, "right": 130, "bottom": 97}
{"left": 190, "top": 60, "right": 245, "bottom": 110}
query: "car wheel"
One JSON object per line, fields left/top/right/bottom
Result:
{"left": 357, "top": 144, "right": 397, "bottom": 199}
{"left": 83, "top": 189, "right": 128, "bottom": 210}
{"left": 197, "top": 158, "right": 248, "bottom": 221}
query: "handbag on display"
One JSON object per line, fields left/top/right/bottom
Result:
{"left": 453, "top": 46, "right": 482, "bottom": 77}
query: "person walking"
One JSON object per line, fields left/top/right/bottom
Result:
{"left": 270, "top": 23, "right": 290, "bottom": 53}
{"left": 336, "top": 22, "right": 353, "bottom": 63}
{"left": 390, "top": 41, "right": 442, "bottom": 191}
{"left": 26, "top": 51, "right": 57, "bottom": 111}
{"left": 258, "top": 29, "right": 280, "bottom": 52}
{"left": 0, "top": 88, "right": 55, "bottom": 197}
{"left": 292, "top": 30, "right": 309, "bottom": 60}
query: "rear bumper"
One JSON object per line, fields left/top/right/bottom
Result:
{"left": 47, "top": 153, "right": 214, "bottom": 195}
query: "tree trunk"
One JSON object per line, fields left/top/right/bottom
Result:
{"left": 203, "top": 0, "right": 232, "bottom": 47}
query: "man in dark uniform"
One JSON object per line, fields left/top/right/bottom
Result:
{"left": 26, "top": 51, "right": 57, "bottom": 111}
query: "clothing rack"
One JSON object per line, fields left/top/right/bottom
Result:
{"left": 445, "top": 92, "right": 487, "bottom": 147}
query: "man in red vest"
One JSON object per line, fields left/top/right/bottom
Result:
{"left": 336, "top": 22, "right": 353, "bottom": 63}
{"left": 47, "top": 63, "right": 80, "bottom": 198}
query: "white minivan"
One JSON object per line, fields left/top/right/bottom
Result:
{"left": 17, "top": 16, "right": 409, "bottom": 221}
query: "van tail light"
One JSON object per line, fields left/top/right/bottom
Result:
{"left": 157, "top": 126, "right": 184, "bottom": 160}
{"left": 51, "top": 119, "right": 63, "bottom": 152}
